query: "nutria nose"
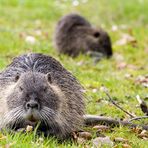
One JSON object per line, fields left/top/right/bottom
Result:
{"left": 26, "top": 100, "right": 39, "bottom": 110}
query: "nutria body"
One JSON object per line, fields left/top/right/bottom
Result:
{"left": 54, "top": 13, "right": 112, "bottom": 58}
{"left": 0, "top": 53, "right": 85, "bottom": 139}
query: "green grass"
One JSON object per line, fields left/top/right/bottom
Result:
{"left": 0, "top": 0, "right": 148, "bottom": 147}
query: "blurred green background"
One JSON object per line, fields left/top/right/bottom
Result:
{"left": 0, "top": 0, "right": 148, "bottom": 147}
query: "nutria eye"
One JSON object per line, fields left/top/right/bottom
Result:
{"left": 94, "top": 32, "right": 100, "bottom": 38}
{"left": 15, "top": 74, "right": 20, "bottom": 82}
{"left": 43, "top": 87, "right": 48, "bottom": 92}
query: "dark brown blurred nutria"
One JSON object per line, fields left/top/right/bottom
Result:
{"left": 54, "top": 13, "right": 113, "bottom": 60}
{"left": 0, "top": 53, "right": 85, "bottom": 140}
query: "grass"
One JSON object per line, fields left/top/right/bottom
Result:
{"left": 0, "top": 0, "right": 148, "bottom": 147}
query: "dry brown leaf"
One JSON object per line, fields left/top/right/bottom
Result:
{"left": 122, "top": 143, "right": 132, "bottom": 148}
{"left": 117, "top": 62, "right": 127, "bottom": 70}
{"left": 145, "top": 48, "right": 148, "bottom": 53}
{"left": 78, "top": 132, "right": 92, "bottom": 140}
{"left": 135, "top": 75, "right": 148, "bottom": 88}
{"left": 138, "top": 131, "right": 148, "bottom": 139}
{"left": 141, "top": 130, "right": 148, "bottom": 135}
{"left": 93, "top": 125, "right": 110, "bottom": 132}
{"left": 19, "top": 32, "right": 26, "bottom": 39}
{"left": 113, "top": 137, "right": 129, "bottom": 143}
{"left": 131, "top": 127, "right": 142, "bottom": 134}
{"left": 115, "top": 33, "right": 137, "bottom": 46}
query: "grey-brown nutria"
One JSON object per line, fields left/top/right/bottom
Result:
{"left": 0, "top": 53, "right": 85, "bottom": 139}
{"left": 54, "top": 13, "right": 112, "bottom": 60}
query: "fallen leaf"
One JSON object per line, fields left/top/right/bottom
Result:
{"left": 92, "top": 88, "right": 98, "bottom": 93}
{"left": 72, "top": 0, "right": 79, "bottom": 6}
{"left": 141, "top": 130, "right": 148, "bottom": 135}
{"left": 144, "top": 47, "right": 148, "bottom": 53}
{"left": 19, "top": 32, "right": 26, "bottom": 39}
{"left": 135, "top": 75, "right": 148, "bottom": 88}
{"left": 122, "top": 143, "right": 132, "bottom": 148}
{"left": 25, "top": 36, "right": 36, "bottom": 45}
{"left": 115, "top": 33, "right": 137, "bottom": 46}
{"left": 78, "top": 132, "right": 92, "bottom": 140}
{"left": 111, "top": 25, "right": 118, "bottom": 32}
{"left": 131, "top": 127, "right": 142, "bottom": 134}
{"left": 124, "top": 73, "right": 133, "bottom": 79}
{"left": 26, "top": 125, "right": 33, "bottom": 132}
{"left": 92, "top": 136, "right": 113, "bottom": 147}
{"left": 116, "top": 62, "right": 127, "bottom": 69}
{"left": 138, "top": 130, "right": 148, "bottom": 139}
{"left": 93, "top": 125, "right": 110, "bottom": 132}
{"left": 35, "top": 29, "right": 42, "bottom": 36}
{"left": 127, "top": 64, "right": 138, "bottom": 70}
{"left": 113, "top": 137, "right": 129, "bottom": 143}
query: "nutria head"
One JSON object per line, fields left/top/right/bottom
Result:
{"left": 75, "top": 26, "right": 113, "bottom": 57}
{"left": 2, "top": 72, "right": 66, "bottom": 137}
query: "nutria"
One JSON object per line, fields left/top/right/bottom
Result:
{"left": 54, "top": 13, "right": 112, "bottom": 59}
{"left": 0, "top": 53, "right": 85, "bottom": 139}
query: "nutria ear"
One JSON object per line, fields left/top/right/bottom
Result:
{"left": 14, "top": 74, "right": 20, "bottom": 82}
{"left": 46, "top": 73, "right": 52, "bottom": 83}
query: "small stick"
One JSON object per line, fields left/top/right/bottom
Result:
{"left": 105, "top": 92, "right": 135, "bottom": 118}
{"left": 129, "top": 116, "right": 148, "bottom": 122}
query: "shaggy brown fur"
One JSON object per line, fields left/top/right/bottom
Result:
{"left": 54, "top": 13, "right": 112, "bottom": 59}
{"left": 0, "top": 53, "right": 85, "bottom": 139}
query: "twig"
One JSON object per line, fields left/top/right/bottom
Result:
{"left": 129, "top": 116, "right": 148, "bottom": 122}
{"left": 105, "top": 92, "right": 135, "bottom": 118}
{"left": 84, "top": 115, "right": 148, "bottom": 130}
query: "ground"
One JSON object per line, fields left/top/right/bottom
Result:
{"left": 0, "top": 0, "right": 148, "bottom": 147}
